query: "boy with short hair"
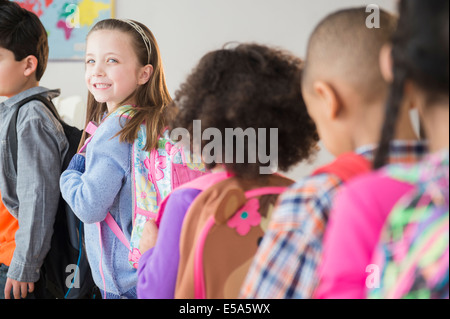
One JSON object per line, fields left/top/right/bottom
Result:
{"left": 240, "top": 7, "right": 428, "bottom": 299}
{"left": 0, "top": 1, "right": 68, "bottom": 299}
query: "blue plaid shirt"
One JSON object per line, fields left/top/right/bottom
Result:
{"left": 239, "top": 140, "right": 428, "bottom": 299}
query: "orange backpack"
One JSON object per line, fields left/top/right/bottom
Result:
{"left": 174, "top": 173, "right": 294, "bottom": 299}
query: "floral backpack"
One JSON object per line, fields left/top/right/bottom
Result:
{"left": 86, "top": 106, "right": 207, "bottom": 270}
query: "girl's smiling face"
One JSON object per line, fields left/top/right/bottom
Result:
{"left": 85, "top": 29, "right": 149, "bottom": 112}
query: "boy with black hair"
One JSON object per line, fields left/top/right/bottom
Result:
{"left": 0, "top": 1, "right": 68, "bottom": 299}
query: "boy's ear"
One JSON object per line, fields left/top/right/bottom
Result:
{"left": 379, "top": 44, "right": 394, "bottom": 83}
{"left": 23, "top": 55, "right": 38, "bottom": 78}
{"left": 313, "top": 81, "right": 341, "bottom": 120}
{"left": 138, "top": 64, "right": 154, "bottom": 85}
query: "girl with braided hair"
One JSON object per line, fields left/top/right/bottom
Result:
{"left": 369, "top": 0, "right": 449, "bottom": 299}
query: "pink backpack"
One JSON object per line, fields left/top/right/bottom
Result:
{"left": 160, "top": 173, "right": 295, "bottom": 299}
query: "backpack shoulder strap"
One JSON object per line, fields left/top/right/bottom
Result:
{"left": 7, "top": 94, "right": 60, "bottom": 174}
{"left": 193, "top": 181, "right": 291, "bottom": 299}
{"left": 312, "top": 152, "right": 372, "bottom": 182}
{"left": 155, "top": 172, "right": 230, "bottom": 227}
{"left": 78, "top": 121, "right": 98, "bottom": 153}
{"left": 103, "top": 213, "right": 130, "bottom": 250}
{"left": 177, "top": 171, "right": 230, "bottom": 191}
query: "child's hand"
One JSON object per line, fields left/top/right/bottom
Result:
{"left": 4, "top": 278, "right": 34, "bottom": 299}
{"left": 67, "top": 154, "right": 86, "bottom": 173}
{"left": 139, "top": 219, "right": 159, "bottom": 255}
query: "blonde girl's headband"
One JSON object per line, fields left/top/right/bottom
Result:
{"left": 119, "top": 19, "right": 152, "bottom": 64}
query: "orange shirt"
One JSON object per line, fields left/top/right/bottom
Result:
{"left": 0, "top": 191, "right": 18, "bottom": 266}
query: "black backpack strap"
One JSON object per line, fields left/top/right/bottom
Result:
{"left": 7, "top": 94, "right": 62, "bottom": 173}
{"left": 5, "top": 95, "right": 92, "bottom": 299}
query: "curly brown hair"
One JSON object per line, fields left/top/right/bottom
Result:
{"left": 169, "top": 43, "right": 319, "bottom": 178}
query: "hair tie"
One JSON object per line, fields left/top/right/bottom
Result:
{"left": 118, "top": 19, "right": 152, "bottom": 65}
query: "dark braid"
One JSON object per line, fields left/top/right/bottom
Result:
{"left": 374, "top": 67, "right": 408, "bottom": 169}
{"left": 374, "top": 0, "right": 449, "bottom": 169}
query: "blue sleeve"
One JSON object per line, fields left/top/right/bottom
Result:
{"left": 60, "top": 116, "right": 131, "bottom": 224}
{"left": 137, "top": 188, "right": 201, "bottom": 299}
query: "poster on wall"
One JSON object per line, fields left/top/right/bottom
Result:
{"left": 12, "top": 0, "right": 115, "bottom": 61}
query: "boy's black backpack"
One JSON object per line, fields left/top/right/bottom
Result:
{"left": 6, "top": 93, "right": 97, "bottom": 299}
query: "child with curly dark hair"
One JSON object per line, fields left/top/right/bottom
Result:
{"left": 137, "top": 43, "right": 319, "bottom": 299}
{"left": 167, "top": 43, "right": 319, "bottom": 178}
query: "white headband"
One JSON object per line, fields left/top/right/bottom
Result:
{"left": 119, "top": 19, "right": 152, "bottom": 64}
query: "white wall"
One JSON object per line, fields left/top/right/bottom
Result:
{"left": 39, "top": 0, "right": 397, "bottom": 180}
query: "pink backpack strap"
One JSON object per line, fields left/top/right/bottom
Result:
{"left": 78, "top": 121, "right": 99, "bottom": 153}
{"left": 85, "top": 121, "right": 98, "bottom": 135}
{"left": 194, "top": 216, "right": 216, "bottom": 299}
{"left": 193, "top": 185, "right": 288, "bottom": 299}
{"left": 82, "top": 118, "right": 133, "bottom": 250}
{"left": 96, "top": 213, "right": 130, "bottom": 299}
{"left": 179, "top": 171, "right": 231, "bottom": 191}
{"left": 155, "top": 172, "right": 231, "bottom": 227}
{"left": 104, "top": 213, "right": 130, "bottom": 250}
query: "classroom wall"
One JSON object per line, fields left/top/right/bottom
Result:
{"left": 38, "top": 0, "right": 397, "bottom": 180}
